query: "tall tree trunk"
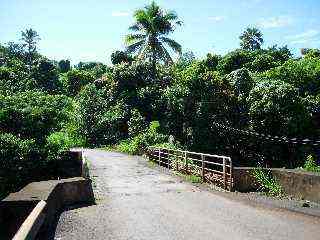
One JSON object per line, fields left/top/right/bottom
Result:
{"left": 28, "top": 44, "right": 32, "bottom": 73}
{"left": 152, "top": 45, "right": 156, "bottom": 81}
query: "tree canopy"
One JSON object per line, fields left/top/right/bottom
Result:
{"left": 239, "top": 27, "right": 263, "bottom": 51}
{"left": 125, "top": 1, "right": 182, "bottom": 75}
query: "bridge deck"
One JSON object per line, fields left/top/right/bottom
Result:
{"left": 53, "top": 150, "right": 320, "bottom": 240}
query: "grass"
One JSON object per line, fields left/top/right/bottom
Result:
{"left": 148, "top": 160, "right": 157, "bottom": 168}
{"left": 251, "top": 167, "right": 282, "bottom": 196}
{"left": 174, "top": 171, "right": 203, "bottom": 183}
{"left": 148, "top": 157, "right": 202, "bottom": 184}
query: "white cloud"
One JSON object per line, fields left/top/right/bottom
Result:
{"left": 286, "top": 29, "right": 320, "bottom": 45}
{"left": 287, "top": 30, "right": 319, "bottom": 40}
{"left": 257, "top": 16, "right": 292, "bottom": 29}
{"left": 208, "top": 16, "right": 225, "bottom": 22}
{"left": 111, "top": 11, "right": 129, "bottom": 17}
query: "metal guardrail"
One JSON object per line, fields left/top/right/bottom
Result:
{"left": 148, "top": 147, "right": 233, "bottom": 190}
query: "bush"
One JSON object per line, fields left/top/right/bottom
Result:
{"left": 248, "top": 80, "right": 313, "bottom": 137}
{"left": 0, "top": 66, "right": 30, "bottom": 93}
{"left": 0, "top": 133, "right": 37, "bottom": 199}
{"left": 303, "top": 155, "right": 320, "bottom": 173}
{"left": 0, "top": 91, "right": 73, "bottom": 142}
{"left": 115, "top": 121, "right": 175, "bottom": 155}
{"left": 226, "top": 68, "right": 253, "bottom": 98}
{"left": 45, "top": 130, "right": 85, "bottom": 161}
{"left": 251, "top": 167, "right": 282, "bottom": 196}
{"left": 111, "top": 51, "right": 134, "bottom": 65}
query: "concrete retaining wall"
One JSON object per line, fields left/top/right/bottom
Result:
{"left": 0, "top": 150, "right": 94, "bottom": 240}
{"left": 69, "top": 149, "right": 90, "bottom": 178}
{"left": 0, "top": 177, "right": 94, "bottom": 240}
{"left": 233, "top": 167, "right": 320, "bottom": 203}
{"left": 272, "top": 169, "right": 320, "bottom": 203}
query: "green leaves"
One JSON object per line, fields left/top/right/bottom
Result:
{"left": 0, "top": 91, "right": 73, "bottom": 141}
{"left": 259, "top": 58, "right": 320, "bottom": 96}
{"left": 239, "top": 27, "right": 263, "bottom": 51}
{"left": 247, "top": 80, "right": 312, "bottom": 137}
{"left": 0, "top": 133, "right": 37, "bottom": 198}
{"left": 61, "top": 69, "right": 95, "bottom": 96}
{"left": 125, "top": 1, "right": 182, "bottom": 66}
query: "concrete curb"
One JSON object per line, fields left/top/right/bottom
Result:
{"left": 0, "top": 150, "right": 94, "bottom": 240}
{"left": 12, "top": 201, "right": 46, "bottom": 240}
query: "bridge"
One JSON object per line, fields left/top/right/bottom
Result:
{"left": 51, "top": 149, "right": 319, "bottom": 240}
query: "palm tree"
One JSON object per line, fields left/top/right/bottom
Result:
{"left": 21, "top": 28, "right": 40, "bottom": 71}
{"left": 125, "top": 1, "right": 182, "bottom": 77}
{"left": 239, "top": 27, "right": 263, "bottom": 51}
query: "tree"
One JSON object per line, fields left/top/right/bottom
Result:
{"left": 5, "top": 42, "right": 25, "bottom": 60}
{"left": 31, "top": 58, "right": 62, "bottom": 93}
{"left": 111, "top": 51, "right": 134, "bottom": 65}
{"left": 239, "top": 27, "right": 263, "bottom": 51}
{"left": 58, "top": 59, "right": 71, "bottom": 73}
{"left": 176, "top": 51, "right": 196, "bottom": 68}
{"left": 61, "top": 69, "right": 95, "bottom": 96}
{"left": 125, "top": 1, "right": 182, "bottom": 77}
{"left": 301, "top": 48, "right": 320, "bottom": 59}
{"left": 20, "top": 28, "right": 40, "bottom": 72}
{"left": 128, "top": 109, "right": 147, "bottom": 137}
{"left": 202, "top": 53, "right": 221, "bottom": 71}
{"left": 76, "top": 84, "right": 129, "bottom": 146}
{"left": 217, "top": 49, "right": 254, "bottom": 74}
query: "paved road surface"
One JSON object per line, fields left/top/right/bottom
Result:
{"left": 54, "top": 149, "right": 320, "bottom": 240}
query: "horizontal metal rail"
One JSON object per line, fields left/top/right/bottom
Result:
{"left": 148, "top": 147, "right": 233, "bottom": 190}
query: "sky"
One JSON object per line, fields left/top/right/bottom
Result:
{"left": 1, "top": 0, "right": 320, "bottom": 65}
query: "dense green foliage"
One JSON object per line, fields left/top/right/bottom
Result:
{"left": 125, "top": 1, "right": 182, "bottom": 77}
{"left": 239, "top": 27, "right": 263, "bottom": 51}
{"left": 303, "top": 155, "right": 320, "bottom": 173}
{"left": 251, "top": 167, "right": 283, "bottom": 196}
{"left": 1, "top": 2, "right": 320, "bottom": 198}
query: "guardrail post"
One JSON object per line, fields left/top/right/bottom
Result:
{"left": 158, "top": 148, "right": 161, "bottom": 165}
{"left": 223, "top": 157, "right": 226, "bottom": 190}
{"left": 229, "top": 157, "right": 233, "bottom": 191}
{"left": 175, "top": 151, "right": 178, "bottom": 171}
{"left": 184, "top": 151, "right": 188, "bottom": 174}
{"left": 201, "top": 154, "right": 205, "bottom": 182}
{"left": 167, "top": 149, "right": 170, "bottom": 169}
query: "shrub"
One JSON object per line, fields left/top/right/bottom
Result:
{"left": 0, "top": 91, "right": 73, "bottom": 142}
{"left": 115, "top": 121, "right": 175, "bottom": 155}
{"left": 45, "top": 130, "right": 85, "bottom": 161}
{"left": 0, "top": 133, "right": 37, "bottom": 199}
{"left": 111, "top": 51, "right": 134, "bottom": 65}
{"left": 248, "top": 80, "right": 313, "bottom": 137}
{"left": 58, "top": 59, "right": 71, "bottom": 73}
{"left": 226, "top": 68, "right": 253, "bottom": 98}
{"left": 251, "top": 167, "right": 282, "bottom": 196}
{"left": 303, "top": 155, "right": 320, "bottom": 173}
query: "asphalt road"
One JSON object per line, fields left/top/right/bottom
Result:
{"left": 54, "top": 149, "right": 320, "bottom": 240}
